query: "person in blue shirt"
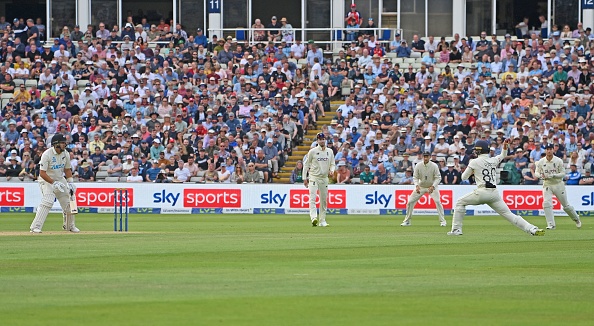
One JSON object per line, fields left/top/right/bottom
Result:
{"left": 396, "top": 41, "right": 411, "bottom": 58}
{"left": 145, "top": 160, "right": 162, "bottom": 182}
{"left": 566, "top": 164, "right": 581, "bottom": 185}
{"left": 193, "top": 28, "right": 208, "bottom": 47}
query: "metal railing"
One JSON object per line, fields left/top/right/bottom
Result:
{"left": 207, "top": 27, "right": 403, "bottom": 51}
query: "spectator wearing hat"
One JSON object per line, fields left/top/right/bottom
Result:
{"left": 267, "top": 16, "right": 282, "bottom": 41}
{"left": 279, "top": 17, "right": 294, "bottom": 42}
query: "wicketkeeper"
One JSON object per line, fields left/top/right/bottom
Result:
{"left": 30, "top": 134, "right": 79, "bottom": 233}
{"left": 401, "top": 151, "right": 447, "bottom": 227}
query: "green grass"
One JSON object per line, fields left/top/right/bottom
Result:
{"left": 1, "top": 214, "right": 593, "bottom": 326}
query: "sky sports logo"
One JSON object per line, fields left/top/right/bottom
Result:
{"left": 288, "top": 189, "right": 346, "bottom": 209}
{"left": 76, "top": 188, "right": 134, "bottom": 207}
{"left": 502, "top": 190, "right": 561, "bottom": 210}
{"left": 183, "top": 189, "right": 241, "bottom": 208}
{"left": 394, "top": 190, "right": 453, "bottom": 209}
{"left": 0, "top": 187, "right": 25, "bottom": 206}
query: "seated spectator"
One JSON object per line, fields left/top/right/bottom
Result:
{"left": 218, "top": 163, "right": 231, "bottom": 183}
{"left": 254, "top": 149, "right": 271, "bottom": 183}
{"left": 126, "top": 167, "right": 143, "bottom": 182}
{"left": 154, "top": 170, "right": 171, "bottom": 183}
{"left": 231, "top": 163, "right": 245, "bottom": 183}
{"left": 523, "top": 163, "right": 539, "bottom": 185}
{"left": 335, "top": 162, "right": 351, "bottom": 184}
{"left": 442, "top": 163, "right": 460, "bottom": 185}
{"left": 6, "top": 157, "right": 23, "bottom": 181}
{"left": 399, "top": 167, "right": 414, "bottom": 184}
{"left": 173, "top": 159, "right": 191, "bottom": 183}
{"left": 290, "top": 161, "right": 304, "bottom": 184}
{"left": 566, "top": 164, "right": 581, "bottom": 185}
{"left": 373, "top": 163, "right": 391, "bottom": 184}
{"left": 201, "top": 163, "right": 219, "bottom": 183}
{"left": 358, "top": 165, "right": 373, "bottom": 184}
{"left": 145, "top": 160, "right": 161, "bottom": 182}
{"left": 244, "top": 162, "right": 262, "bottom": 183}
{"left": 107, "top": 156, "right": 123, "bottom": 177}
{"left": 579, "top": 170, "right": 594, "bottom": 185}
{"left": 77, "top": 162, "right": 94, "bottom": 182}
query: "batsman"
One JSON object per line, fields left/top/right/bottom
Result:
{"left": 30, "top": 134, "right": 80, "bottom": 233}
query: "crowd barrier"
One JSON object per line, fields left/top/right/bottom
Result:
{"left": 2, "top": 183, "right": 594, "bottom": 217}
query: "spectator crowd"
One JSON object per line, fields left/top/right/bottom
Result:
{"left": 1, "top": 13, "right": 594, "bottom": 186}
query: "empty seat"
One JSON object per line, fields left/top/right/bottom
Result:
{"left": 105, "top": 177, "right": 120, "bottom": 182}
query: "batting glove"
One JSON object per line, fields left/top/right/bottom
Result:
{"left": 52, "top": 181, "right": 67, "bottom": 193}
{"left": 68, "top": 182, "right": 77, "bottom": 193}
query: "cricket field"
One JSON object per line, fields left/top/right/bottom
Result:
{"left": 1, "top": 213, "right": 593, "bottom": 325}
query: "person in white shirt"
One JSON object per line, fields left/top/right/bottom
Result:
{"left": 449, "top": 139, "right": 545, "bottom": 236}
{"left": 303, "top": 133, "right": 336, "bottom": 227}
{"left": 173, "top": 159, "right": 191, "bottom": 183}
{"left": 218, "top": 163, "right": 231, "bottom": 183}
{"left": 535, "top": 144, "right": 582, "bottom": 229}
{"left": 401, "top": 151, "right": 447, "bottom": 227}
{"left": 126, "top": 167, "right": 144, "bottom": 182}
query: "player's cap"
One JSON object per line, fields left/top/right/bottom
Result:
{"left": 316, "top": 132, "right": 326, "bottom": 140}
{"left": 422, "top": 151, "right": 431, "bottom": 156}
{"left": 545, "top": 144, "right": 554, "bottom": 150}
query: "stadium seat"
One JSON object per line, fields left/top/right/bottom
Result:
{"left": 119, "top": 177, "right": 128, "bottom": 182}
{"left": 77, "top": 80, "right": 89, "bottom": 88}
{"left": 13, "top": 78, "right": 24, "bottom": 86}
{"left": 341, "top": 87, "right": 351, "bottom": 96}
{"left": 96, "top": 171, "right": 108, "bottom": 180}
{"left": 235, "top": 29, "right": 246, "bottom": 41}
{"left": 99, "top": 166, "right": 109, "bottom": 172}
{"left": 25, "top": 79, "right": 38, "bottom": 88}
{"left": 190, "top": 177, "right": 202, "bottom": 183}
{"left": 105, "top": 177, "right": 119, "bottom": 182}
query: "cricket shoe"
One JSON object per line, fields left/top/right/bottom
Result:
{"left": 575, "top": 219, "right": 582, "bottom": 229}
{"left": 319, "top": 221, "right": 330, "bottom": 227}
{"left": 546, "top": 225, "right": 556, "bottom": 230}
{"left": 447, "top": 229, "right": 463, "bottom": 236}
{"left": 440, "top": 222, "right": 447, "bottom": 227}
{"left": 312, "top": 218, "right": 318, "bottom": 227}
{"left": 400, "top": 221, "right": 411, "bottom": 226}
{"left": 530, "top": 227, "right": 545, "bottom": 236}
{"left": 30, "top": 228, "right": 42, "bottom": 234}
{"left": 69, "top": 226, "right": 80, "bottom": 233}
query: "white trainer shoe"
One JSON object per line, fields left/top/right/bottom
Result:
{"left": 30, "top": 228, "right": 42, "bottom": 233}
{"left": 69, "top": 226, "right": 80, "bottom": 233}
{"left": 311, "top": 218, "right": 318, "bottom": 227}
{"left": 546, "top": 225, "right": 556, "bottom": 230}
{"left": 400, "top": 221, "right": 411, "bottom": 226}
{"left": 576, "top": 219, "right": 582, "bottom": 229}
{"left": 447, "top": 229, "right": 463, "bottom": 236}
{"left": 440, "top": 222, "right": 447, "bottom": 227}
{"left": 319, "top": 221, "right": 329, "bottom": 227}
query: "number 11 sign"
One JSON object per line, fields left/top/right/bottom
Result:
{"left": 209, "top": 0, "right": 221, "bottom": 13}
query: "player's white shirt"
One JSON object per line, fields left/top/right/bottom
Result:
{"left": 303, "top": 144, "right": 336, "bottom": 179}
{"left": 413, "top": 160, "right": 442, "bottom": 188}
{"left": 535, "top": 155, "right": 566, "bottom": 186}
{"left": 38, "top": 147, "right": 71, "bottom": 182}
{"left": 462, "top": 150, "right": 507, "bottom": 187}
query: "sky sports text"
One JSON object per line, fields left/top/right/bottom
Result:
{"left": 502, "top": 190, "right": 561, "bottom": 210}
{"left": 394, "top": 190, "right": 453, "bottom": 209}
{"left": 0, "top": 188, "right": 25, "bottom": 206}
{"left": 261, "top": 190, "right": 347, "bottom": 208}
{"left": 76, "top": 188, "right": 134, "bottom": 207}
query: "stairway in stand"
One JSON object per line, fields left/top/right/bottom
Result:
{"left": 277, "top": 103, "right": 340, "bottom": 183}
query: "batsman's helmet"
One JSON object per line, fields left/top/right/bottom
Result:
{"left": 51, "top": 133, "right": 67, "bottom": 145}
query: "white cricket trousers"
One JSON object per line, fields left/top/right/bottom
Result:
{"left": 30, "top": 180, "right": 75, "bottom": 231}
{"left": 403, "top": 187, "right": 446, "bottom": 223}
{"left": 542, "top": 183, "right": 580, "bottom": 228}
{"left": 452, "top": 188, "right": 536, "bottom": 234}
{"left": 308, "top": 176, "right": 328, "bottom": 223}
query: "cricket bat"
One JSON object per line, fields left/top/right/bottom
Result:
{"left": 70, "top": 190, "right": 78, "bottom": 214}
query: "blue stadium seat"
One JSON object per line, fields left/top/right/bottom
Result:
{"left": 236, "top": 29, "right": 246, "bottom": 41}
{"left": 333, "top": 30, "right": 343, "bottom": 41}
{"left": 379, "top": 29, "right": 391, "bottom": 41}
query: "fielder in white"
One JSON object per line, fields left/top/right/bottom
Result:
{"left": 30, "top": 134, "right": 80, "bottom": 233}
{"left": 401, "top": 151, "right": 447, "bottom": 227}
{"left": 303, "top": 133, "right": 336, "bottom": 227}
{"left": 535, "top": 144, "right": 582, "bottom": 229}
{"left": 448, "top": 139, "right": 544, "bottom": 236}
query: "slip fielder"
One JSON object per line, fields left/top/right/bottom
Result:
{"left": 303, "top": 133, "right": 336, "bottom": 227}
{"left": 448, "top": 139, "right": 544, "bottom": 236}
{"left": 30, "top": 134, "right": 80, "bottom": 233}
{"left": 401, "top": 151, "right": 447, "bottom": 227}
{"left": 535, "top": 144, "right": 582, "bottom": 229}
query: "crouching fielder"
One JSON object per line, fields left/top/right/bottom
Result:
{"left": 303, "top": 133, "right": 336, "bottom": 227}
{"left": 535, "top": 144, "right": 582, "bottom": 229}
{"left": 448, "top": 139, "right": 544, "bottom": 236}
{"left": 30, "top": 134, "right": 80, "bottom": 233}
{"left": 401, "top": 151, "right": 446, "bottom": 227}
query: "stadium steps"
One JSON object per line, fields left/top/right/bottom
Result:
{"left": 277, "top": 104, "right": 340, "bottom": 183}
